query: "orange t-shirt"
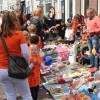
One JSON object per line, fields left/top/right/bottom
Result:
{"left": 28, "top": 54, "right": 44, "bottom": 87}
{"left": 38, "top": 36, "right": 42, "bottom": 49}
{"left": 80, "top": 32, "right": 88, "bottom": 42}
{"left": 71, "top": 20, "right": 78, "bottom": 34}
{"left": 0, "top": 31, "right": 27, "bottom": 69}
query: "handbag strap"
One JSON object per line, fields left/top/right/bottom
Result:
{"left": 1, "top": 35, "right": 9, "bottom": 56}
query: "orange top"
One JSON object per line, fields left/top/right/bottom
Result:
{"left": 38, "top": 36, "right": 42, "bottom": 49}
{"left": 0, "top": 31, "right": 27, "bottom": 69}
{"left": 71, "top": 20, "right": 78, "bottom": 34}
{"left": 80, "top": 32, "right": 88, "bottom": 42}
{"left": 28, "top": 54, "right": 44, "bottom": 87}
{"left": 86, "top": 16, "right": 100, "bottom": 36}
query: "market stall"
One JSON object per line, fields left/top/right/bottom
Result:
{"left": 41, "top": 41, "right": 100, "bottom": 100}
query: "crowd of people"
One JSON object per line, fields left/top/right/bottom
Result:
{"left": 0, "top": 7, "right": 100, "bottom": 100}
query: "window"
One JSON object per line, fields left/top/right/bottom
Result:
{"left": 84, "top": 0, "right": 89, "bottom": 17}
{"left": 69, "top": 0, "right": 73, "bottom": 18}
{"left": 61, "top": 0, "right": 65, "bottom": 21}
{"left": 46, "top": 3, "right": 51, "bottom": 12}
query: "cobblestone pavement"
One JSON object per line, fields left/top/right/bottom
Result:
{"left": 0, "top": 84, "right": 52, "bottom": 100}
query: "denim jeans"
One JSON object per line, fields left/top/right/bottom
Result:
{"left": 0, "top": 69, "right": 33, "bottom": 100}
{"left": 88, "top": 35, "right": 99, "bottom": 67}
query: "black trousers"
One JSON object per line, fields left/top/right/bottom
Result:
{"left": 30, "top": 85, "right": 39, "bottom": 100}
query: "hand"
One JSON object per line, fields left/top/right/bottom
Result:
{"left": 62, "top": 27, "right": 64, "bottom": 30}
{"left": 88, "top": 30, "right": 95, "bottom": 33}
{"left": 82, "top": 41, "right": 87, "bottom": 44}
{"left": 77, "top": 24, "right": 81, "bottom": 27}
{"left": 83, "top": 29, "right": 87, "bottom": 33}
{"left": 44, "top": 30, "right": 50, "bottom": 34}
{"left": 33, "top": 59, "right": 37, "bottom": 63}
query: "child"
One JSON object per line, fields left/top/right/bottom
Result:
{"left": 28, "top": 44, "right": 47, "bottom": 100}
{"left": 27, "top": 24, "right": 43, "bottom": 48}
{"left": 65, "top": 25, "right": 75, "bottom": 44}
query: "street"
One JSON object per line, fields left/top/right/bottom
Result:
{"left": 0, "top": 84, "right": 52, "bottom": 100}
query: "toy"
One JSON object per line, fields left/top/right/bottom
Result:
{"left": 44, "top": 56, "right": 53, "bottom": 66}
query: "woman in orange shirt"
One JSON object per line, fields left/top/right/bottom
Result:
{"left": 0, "top": 11, "right": 32, "bottom": 100}
{"left": 71, "top": 15, "right": 82, "bottom": 38}
{"left": 28, "top": 44, "right": 46, "bottom": 100}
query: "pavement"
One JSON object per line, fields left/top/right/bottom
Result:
{"left": 0, "top": 83, "right": 52, "bottom": 100}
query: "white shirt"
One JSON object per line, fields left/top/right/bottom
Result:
{"left": 65, "top": 29, "right": 74, "bottom": 40}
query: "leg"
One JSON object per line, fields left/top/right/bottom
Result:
{"left": 0, "top": 69, "right": 16, "bottom": 100}
{"left": 30, "top": 86, "right": 39, "bottom": 100}
{"left": 92, "top": 35, "right": 99, "bottom": 67}
{"left": 34, "top": 85, "right": 39, "bottom": 100}
{"left": 87, "top": 37, "right": 93, "bottom": 53}
{"left": 30, "top": 87, "right": 35, "bottom": 100}
{"left": 88, "top": 37, "right": 94, "bottom": 66}
{"left": 10, "top": 78, "right": 32, "bottom": 100}
{"left": 80, "top": 44, "right": 88, "bottom": 55}
{"left": 74, "top": 44, "right": 80, "bottom": 56}
{"left": 89, "top": 54, "right": 95, "bottom": 66}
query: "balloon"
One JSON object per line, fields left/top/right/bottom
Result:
{"left": 43, "top": 56, "right": 53, "bottom": 66}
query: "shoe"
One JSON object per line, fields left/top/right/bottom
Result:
{"left": 87, "top": 65, "right": 94, "bottom": 68}
{"left": 96, "top": 66, "right": 100, "bottom": 70}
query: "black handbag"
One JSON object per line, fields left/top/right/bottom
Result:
{"left": 1, "top": 35, "right": 33, "bottom": 79}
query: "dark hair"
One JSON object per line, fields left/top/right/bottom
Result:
{"left": 61, "top": 20, "right": 64, "bottom": 23}
{"left": 26, "top": 14, "right": 31, "bottom": 20}
{"left": 0, "top": 11, "right": 20, "bottom": 37}
{"left": 30, "top": 35, "right": 39, "bottom": 44}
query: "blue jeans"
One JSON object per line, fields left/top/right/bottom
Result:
{"left": 88, "top": 35, "right": 99, "bottom": 67}
{"left": 0, "top": 69, "right": 33, "bottom": 100}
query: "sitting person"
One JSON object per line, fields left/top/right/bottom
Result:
{"left": 65, "top": 25, "right": 75, "bottom": 44}
{"left": 49, "top": 24, "right": 59, "bottom": 39}
{"left": 59, "top": 21, "right": 66, "bottom": 39}
{"left": 74, "top": 27, "right": 88, "bottom": 57}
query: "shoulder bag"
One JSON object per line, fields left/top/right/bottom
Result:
{"left": 1, "top": 35, "right": 33, "bottom": 79}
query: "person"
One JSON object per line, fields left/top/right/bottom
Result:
{"left": 27, "top": 24, "right": 43, "bottom": 48}
{"left": 14, "top": 9, "right": 24, "bottom": 27}
{"left": 0, "top": 12, "right": 2, "bottom": 26}
{"left": 30, "top": 7, "right": 44, "bottom": 42}
{"left": 23, "top": 30, "right": 30, "bottom": 46}
{"left": 71, "top": 15, "right": 82, "bottom": 39}
{"left": 59, "top": 21, "right": 66, "bottom": 39}
{"left": 48, "top": 6, "right": 55, "bottom": 27}
{"left": 74, "top": 26, "right": 88, "bottom": 56}
{"left": 65, "top": 25, "right": 75, "bottom": 44}
{"left": 84, "top": 8, "right": 100, "bottom": 68}
{"left": 0, "top": 11, "right": 32, "bottom": 100}
{"left": 28, "top": 44, "right": 48, "bottom": 100}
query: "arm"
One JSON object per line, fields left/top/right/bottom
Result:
{"left": 29, "top": 63, "right": 34, "bottom": 69}
{"left": 40, "top": 62, "right": 46, "bottom": 71}
{"left": 90, "top": 16, "right": 100, "bottom": 33}
{"left": 20, "top": 43, "right": 30, "bottom": 65}
{"left": 94, "top": 16, "right": 100, "bottom": 33}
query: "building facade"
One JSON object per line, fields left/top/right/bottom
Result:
{"left": 31, "top": 0, "right": 99, "bottom": 22}
{"left": 2, "top": 0, "right": 20, "bottom": 11}
{"left": 0, "top": 0, "right": 3, "bottom": 11}
{"left": 1, "top": 0, "right": 99, "bottom": 21}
